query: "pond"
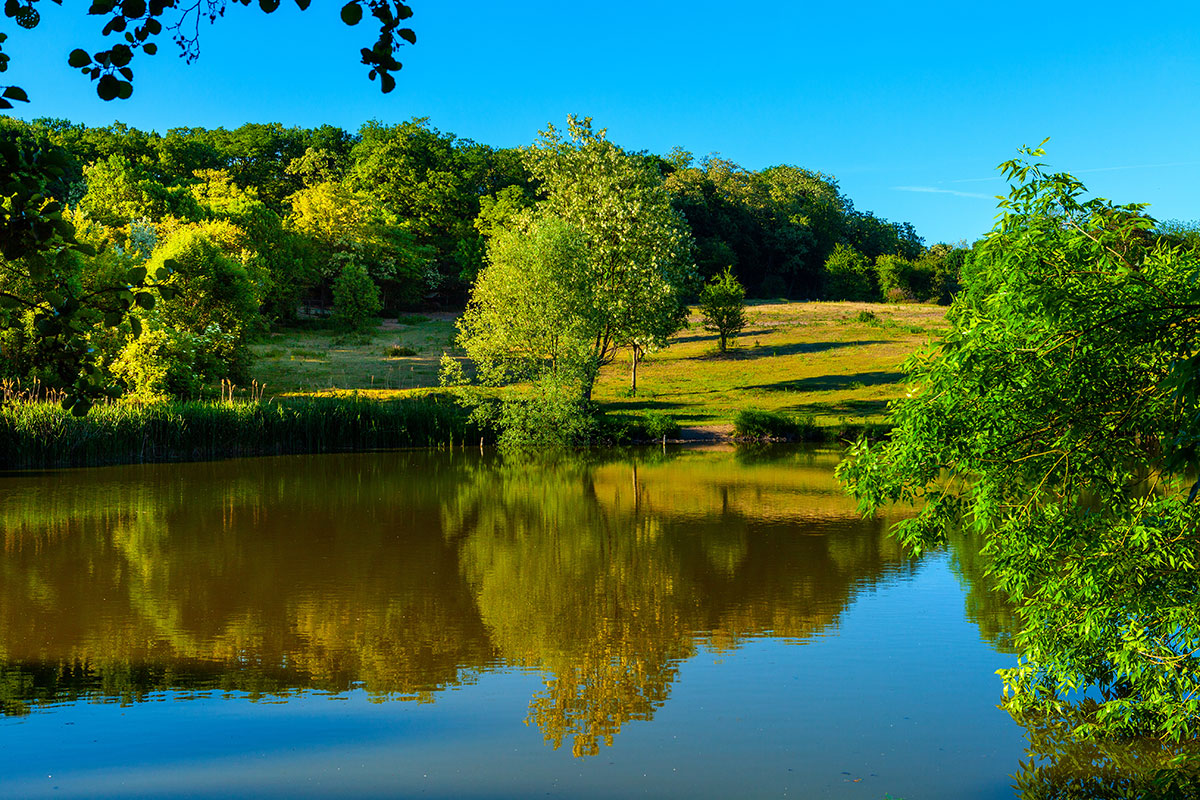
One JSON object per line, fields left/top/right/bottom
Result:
{"left": 0, "top": 446, "right": 1029, "bottom": 798}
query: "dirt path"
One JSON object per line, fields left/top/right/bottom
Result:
{"left": 676, "top": 423, "right": 734, "bottom": 442}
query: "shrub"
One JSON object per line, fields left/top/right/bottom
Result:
{"left": 148, "top": 227, "right": 262, "bottom": 382}
{"left": 396, "top": 314, "right": 430, "bottom": 325}
{"left": 386, "top": 345, "right": 418, "bottom": 357}
{"left": 640, "top": 410, "right": 679, "bottom": 440}
{"left": 699, "top": 266, "right": 747, "bottom": 353}
{"left": 468, "top": 379, "right": 599, "bottom": 451}
{"left": 111, "top": 327, "right": 201, "bottom": 402}
{"left": 331, "top": 259, "right": 382, "bottom": 332}
{"left": 875, "top": 253, "right": 940, "bottom": 303}
{"left": 110, "top": 323, "right": 237, "bottom": 402}
{"left": 733, "top": 409, "right": 817, "bottom": 441}
{"left": 823, "top": 244, "right": 878, "bottom": 301}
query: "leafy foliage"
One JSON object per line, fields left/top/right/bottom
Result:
{"left": 0, "top": 129, "right": 175, "bottom": 413}
{"left": 520, "top": 116, "right": 695, "bottom": 398}
{"left": 458, "top": 215, "right": 593, "bottom": 387}
{"left": 0, "top": 0, "right": 415, "bottom": 105}
{"left": 822, "top": 243, "right": 877, "bottom": 301}
{"left": 330, "top": 258, "right": 381, "bottom": 332}
{"left": 699, "top": 266, "right": 746, "bottom": 353}
{"left": 147, "top": 225, "right": 260, "bottom": 381}
{"left": 733, "top": 408, "right": 817, "bottom": 441}
{"left": 838, "top": 143, "right": 1200, "bottom": 750}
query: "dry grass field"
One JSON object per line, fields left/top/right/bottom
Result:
{"left": 249, "top": 301, "right": 949, "bottom": 433}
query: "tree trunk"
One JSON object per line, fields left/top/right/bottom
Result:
{"left": 630, "top": 345, "right": 641, "bottom": 395}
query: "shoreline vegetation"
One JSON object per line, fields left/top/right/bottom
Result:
{"left": 1, "top": 300, "right": 943, "bottom": 469}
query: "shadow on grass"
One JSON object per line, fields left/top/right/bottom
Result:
{"left": 784, "top": 398, "right": 892, "bottom": 417}
{"left": 746, "top": 371, "right": 905, "bottom": 393}
{"left": 701, "top": 340, "right": 890, "bottom": 360}
{"left": 601, "top": 399, "right": 689, "bottom": 413}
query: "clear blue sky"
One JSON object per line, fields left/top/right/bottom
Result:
{"left": 5, "top": 0, "right": 1199, "bottom": 245}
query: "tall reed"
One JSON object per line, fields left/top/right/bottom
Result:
{"left": 0, "top": 393, "right": 483, "bottom": 468}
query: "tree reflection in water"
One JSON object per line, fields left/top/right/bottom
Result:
{"left": 0, "top": 447, "right": 911, "bottom": 758}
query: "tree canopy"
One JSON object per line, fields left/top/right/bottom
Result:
{"left": 457, "top": 116, "right": 694, "bottom": 409}
{"left": 838, "top": 143, "right": 1200, "bottom": 752}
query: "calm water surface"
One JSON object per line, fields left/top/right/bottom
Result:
{"left": 0, "top": 446, "right": 1025, "bottom": 798}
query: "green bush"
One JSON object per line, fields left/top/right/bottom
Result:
{"left": 331, "top": 259, "right": 382, "bottom": 332}
{"left": 478, "top": 381, "right": 599, "bottom": 451}
{"left": 641, "top": 410, "right": 679, "bottom": 440}
{"left": 699, "top": 266, "right": 747, "bottom": 353}
{"left": 733, "top": 409, "right": 818, "bottom": 441}
{"left": 823, "top": 244, "right": 879, "bottom": 301}
{"left": 386, "top": 345, "right": 418, "bottom": 357}
{"left": 111, "top": 327, "right": 202, "bottom": 402}
{"left": 396, "top": 314, "right": 430, "bottom": 325}
{"left": 149, "top": 227, "right": 262, "bottom": 382}
{"left": 111, "top": 323, "right": 237, "bottom": 402}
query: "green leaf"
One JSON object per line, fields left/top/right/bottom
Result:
{"left": 96, "top": 74, "right": 120, "bottom": 101}
{"left": 340, "top": 1, "right": 362, "bottom": 25}
{"left": 110, "top": 44, "right": 132, "bottom": 67}
{"left": 134, "top": 291, "right": 155, "bottom": 310}
{"left": 2, "top": 85, "right": 28, "bottom": 102}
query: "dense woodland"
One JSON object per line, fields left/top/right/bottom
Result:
{"left": 0, "top": 115, "right": 966, "bottom": 402}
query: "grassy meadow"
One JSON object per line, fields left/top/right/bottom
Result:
{"left": 250, "top": 300, "right": 948, "bottom": 438}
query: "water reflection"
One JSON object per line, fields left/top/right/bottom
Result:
{"left": 0, "top": 447, "right": 914, "bottom": 756}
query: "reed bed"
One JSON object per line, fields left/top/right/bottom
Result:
{"left": 0, "top": 393, "right": 483, "bottom": 469}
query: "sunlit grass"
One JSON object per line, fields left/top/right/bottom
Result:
{"left": 598, "top": 300, "right": 946, "bottom": 433}
{"left": 249, "top": 314, "right": 461, "bottom": 395}
{"left": 249, "top": 301, "right": 948, "bottom": 436}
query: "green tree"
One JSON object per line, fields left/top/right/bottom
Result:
{"left": 0, "top": 131, "right": 174, "bottom": 412}
{"left": 146, "top": 226, "right": 261, "bottom": 382}
{"left": 458, "top": 215, "right": 592, "bottom": 387}
{"left": 517, "top": 115, "right": 694, "bottom": 399}
{"left": 78, "top": 154, "right": 200, "bottom": 228}
{"left": 838, "top": 143, "right": 1200, "bottom": 752}
{"left": 821, "top": 243, "right": 877, "bottom": 301}
{"left": 287, "top": 179, "right": 434, "bottom": 309}
{"left": 331, "top": 259, "right": 382, "bottom": 333}
{"left": 699, "top": 266, "right": 746, "bottom": 354}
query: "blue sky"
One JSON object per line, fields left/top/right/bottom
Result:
{"left": 5, "top": 0, "right": 1199, "bottom": 245}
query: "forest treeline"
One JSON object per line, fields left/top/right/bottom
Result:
{"left": 0, "top": 115, "right": 963, "bottom": 402}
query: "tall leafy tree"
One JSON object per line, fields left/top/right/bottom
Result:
{"left": 838, "top": 143, "right": 1200, "bottom": 752}
{"left": 518, "top": 115, "right": 695, "bottom": 399}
